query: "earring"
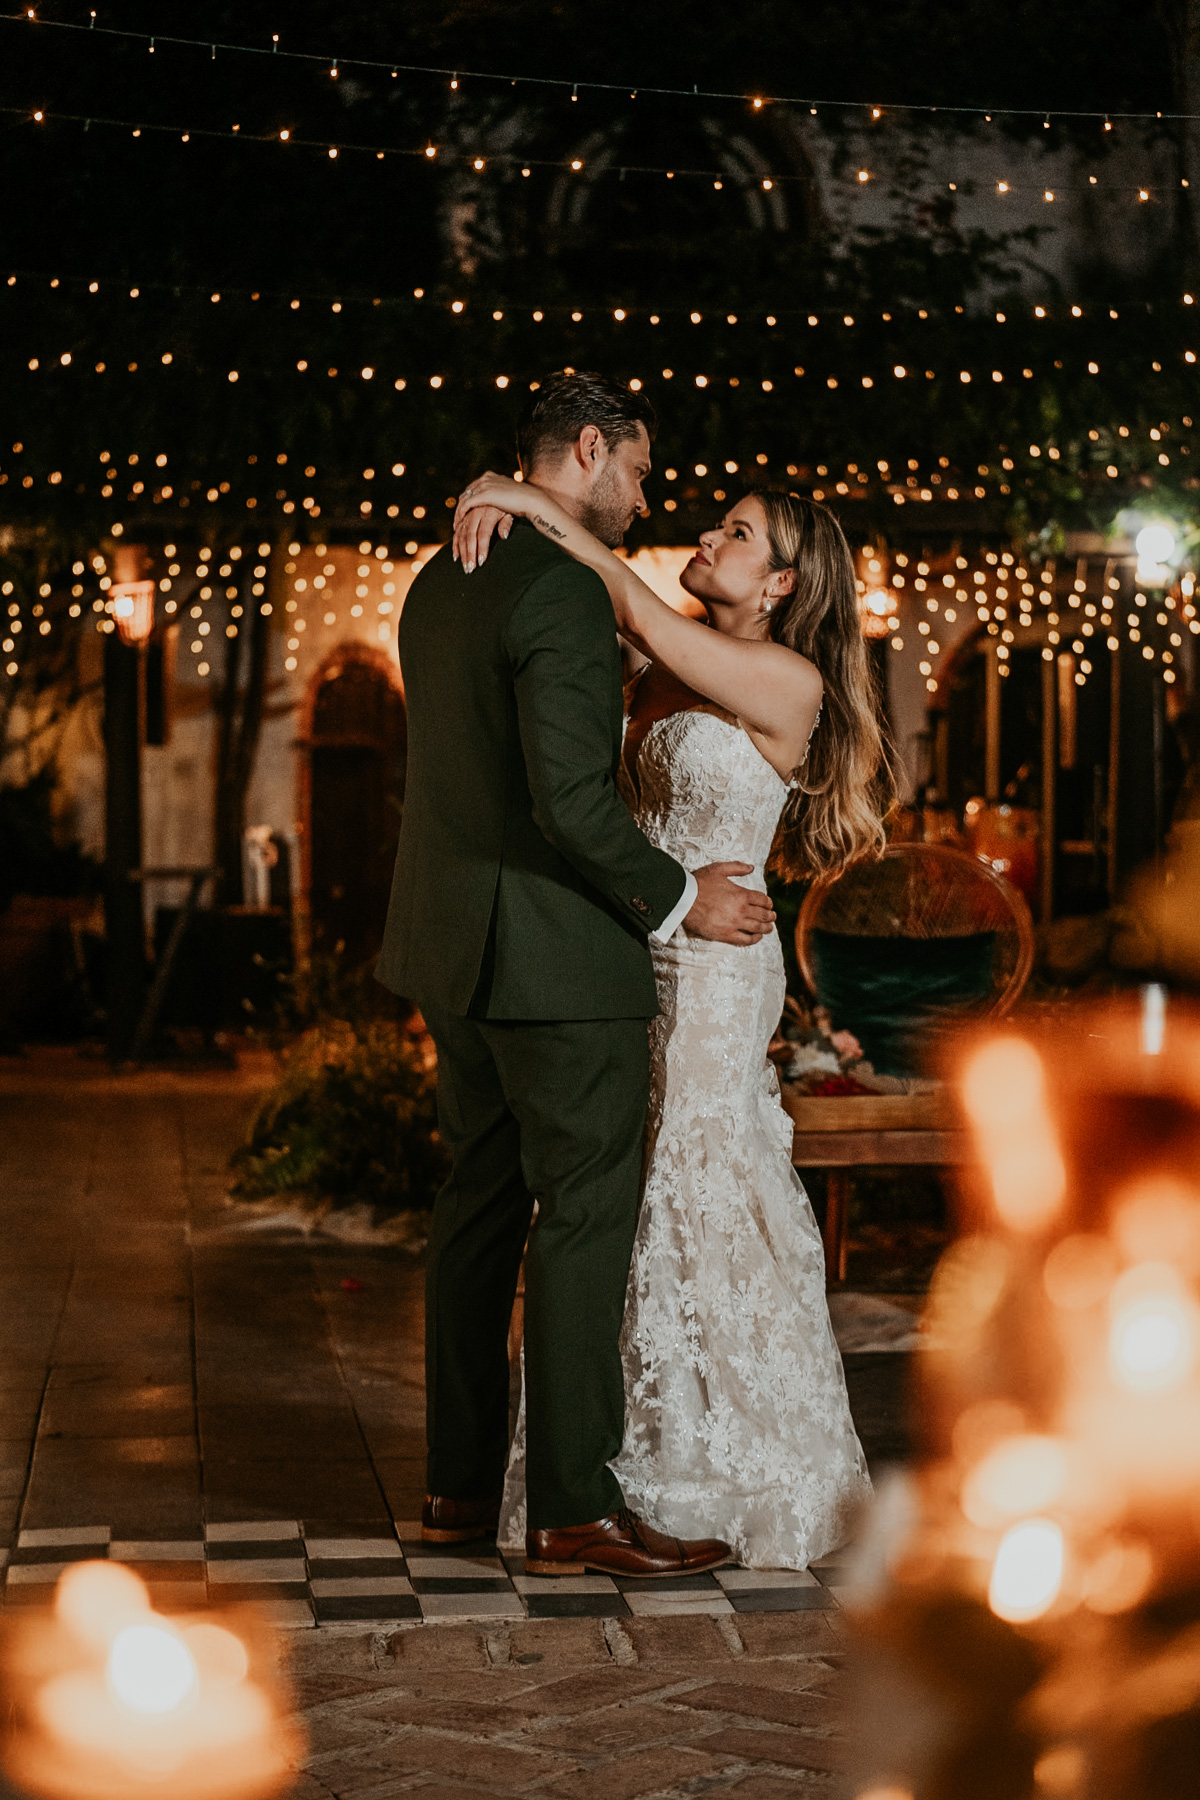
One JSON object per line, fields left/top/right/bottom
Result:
{"left": 763, "top": 599, "right": 775, "bottom": 612}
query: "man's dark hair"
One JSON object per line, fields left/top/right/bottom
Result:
{"left": 516, "top": 370, "right": 657, "bottom": 470}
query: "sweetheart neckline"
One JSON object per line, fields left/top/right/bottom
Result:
{"left": 633, "top": 708, "right": 795, "bottom": 793}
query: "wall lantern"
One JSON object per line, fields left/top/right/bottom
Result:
{"left": 109, "top": 581, "right": 156, "bottom": 646}
{"left": 859, "top": 587, "right": 893, "bottom": 640}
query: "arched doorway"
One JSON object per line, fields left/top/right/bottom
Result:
{"left": 302, "top": 645, "right": 406, "bottom": 965}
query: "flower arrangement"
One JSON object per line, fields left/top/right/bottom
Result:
{"left": 771, "top": 994, "right": 873, "bottom": 1095}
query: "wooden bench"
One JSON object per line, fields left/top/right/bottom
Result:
{"left": 783, "top": 1089, "right": 971, "bottom": 1284}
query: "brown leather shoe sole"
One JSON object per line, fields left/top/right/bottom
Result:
{"left": 525, "top": 1546, "right": 731, "bottom": 1578}
{"left": 422, "top": 1522, "right": 498, "bottom": 1544}
{"left": 421, "top": 1492, "right": 501, "bottom": 1545}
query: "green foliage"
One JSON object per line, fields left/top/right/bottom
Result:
{"left": 231, "top": 1014, "right": 447, "bottom": 1215}
{"left": 259, "top": 948, "right": 399, "bottom": 1044}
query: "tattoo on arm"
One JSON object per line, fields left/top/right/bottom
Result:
{"left": 533, "top": 514, "right": 567, "bottom": 540}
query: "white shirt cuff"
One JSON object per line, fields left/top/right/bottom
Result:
{"left": 650, "top": 870, "right": 697, "bottom": 944}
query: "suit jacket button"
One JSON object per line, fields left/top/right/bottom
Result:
{"left": 632, "top": 897, "right": 649, "bottom": 913}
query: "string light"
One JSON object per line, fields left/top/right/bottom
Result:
{"left": 8, "top": 265, "right": 1197, "bottom": 327}
{"left": 4, "top": 100, "right": 1189, "bottom": 205}
{"left": 13, "top": 14, "right": 1200, "bottom": 127}
{"left": 12, "top": 347, "right": 1199, "bottom": 402}
{"left": 4, "top": 539, "right": 1183, "bottom": 697}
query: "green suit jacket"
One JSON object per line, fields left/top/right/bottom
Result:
{"left": 375, "top": 522, "right": 688, "bottom": 1020}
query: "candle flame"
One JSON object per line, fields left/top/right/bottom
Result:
{"left": 7, "top": 1563, "right": 297, "bottom": 1800}
{"left": 988, "top": 1516, "right": 1065, "bottom": 1622}
{"left": 1140, "top": 981, "right": 1167, "bottom": 1054}
{"left": 1109, "top": 1264, "right": 1197, "bottom": 1393}
{"left": 962, "top": 1038, "right": 1066, "bottom": 1231}
{"left": 107, "top": 1623, "right": 198, "bottom": 1716}
{"left": 961, "top": 1434, "right": 1068, "bottom": 1527}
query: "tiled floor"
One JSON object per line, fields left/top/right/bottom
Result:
{"left": 1, "top": 1518, "right": 845, "bottom": 1627}
{"left": 0, "top": 1051, "right": 905, "bottom": 1634}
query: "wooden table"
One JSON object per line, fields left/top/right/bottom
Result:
{"left": 783, "top": 1090, "right": 972, "bottom": 1284}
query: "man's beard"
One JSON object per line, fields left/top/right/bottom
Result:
{"left": 578, "top": 465, "right": 633, "bottom": 548}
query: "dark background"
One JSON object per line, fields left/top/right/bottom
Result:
{"left": 2, "top": 0, "right": 1198, "bottom": 549}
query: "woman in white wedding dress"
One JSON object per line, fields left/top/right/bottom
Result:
{"left": 454, "top": 470, "right": 889, "bottom": 1569}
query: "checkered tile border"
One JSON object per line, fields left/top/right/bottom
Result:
{"left": 0, "top": 1522, "right": 848, "bottom": 1628}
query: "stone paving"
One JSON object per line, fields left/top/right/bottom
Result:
{"left": 0, "top": 1050, "right": 427, "bottom": 1585}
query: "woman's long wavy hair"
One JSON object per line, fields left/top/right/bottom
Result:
{"left": 751, "top": 489, "right": 893, "bottom": 880}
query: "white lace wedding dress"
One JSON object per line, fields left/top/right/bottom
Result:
{"left": 500, "top": 709, "right": 871, "bottom": 1568}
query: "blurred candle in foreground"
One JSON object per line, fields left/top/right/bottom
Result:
{"left": 106, "top": 1620, "right": 197, "bottom": 1713}
{"left": 0, "top": 1560, "right": 299, "bottom": 1800}
{"left": 1108, "top": 1263, "right": 1197, "bottom": 1392}
{"left": 846, "top": 994, "right": 1200, "bottom": 1798}
{"left": 960, "top": 1036, "right": 1065, "bottom": 1232}
{"left": 988, "top": 1517, "right": 1065, "bottom": 1622}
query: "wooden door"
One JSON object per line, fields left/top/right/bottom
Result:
{"left": 308, "top": 655, "right": 406, "bottom": 965}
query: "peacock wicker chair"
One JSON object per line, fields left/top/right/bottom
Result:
{"left": 795, "top": 842, "right": 1035, "bottom": 1077}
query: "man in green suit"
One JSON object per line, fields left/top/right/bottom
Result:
{"left": 377, "top": 372, "right": 774, "bottom": 1577}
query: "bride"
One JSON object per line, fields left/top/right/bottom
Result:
{"left": 453, "top": 469, "right": 889, "bottom": 1569}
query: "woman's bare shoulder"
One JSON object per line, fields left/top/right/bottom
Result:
{"left": 755, "top": 636, "right": 824, "bottom": 698}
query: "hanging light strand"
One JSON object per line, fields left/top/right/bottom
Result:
{"left": 7, "top": 13, "right": 1196, "bottom": 125}
{"left": 6, "top": 103, "right": 1195, "bottom": 208}
{"left": 3, "top": 266, "right": 1197, "bottom": 325}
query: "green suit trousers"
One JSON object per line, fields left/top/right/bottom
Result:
{"left": 422, "top": 1006, "right": 650, "bottom": 1529}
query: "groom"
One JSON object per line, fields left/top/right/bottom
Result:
{"left": 376, "top": 371, "right": 774, "bottom": 1577}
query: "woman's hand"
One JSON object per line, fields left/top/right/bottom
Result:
{"left": 453, "top": 503, "right": 513, "bottom": 572}
{"left": 453, "top": 472, "right": 534, "bottom": 571}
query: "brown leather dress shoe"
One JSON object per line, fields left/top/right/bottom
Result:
{"left": 526, "top": 1507, "right": 731, "bottom": 1578}
{"left": 421, "top": 1493, "right": 502, "bottom": 1544}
